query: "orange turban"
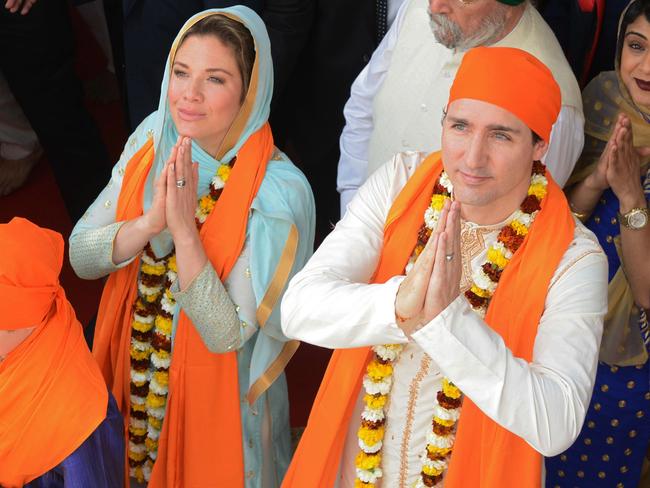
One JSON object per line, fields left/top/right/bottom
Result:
{"left": 448, "top": 46, "right": 561, "bottom": 142}
{"left": 0, "top": 218, "right": 108, "bottom": 487}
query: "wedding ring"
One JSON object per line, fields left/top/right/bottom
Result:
{"left": 176, "top": 178, "right": 186, "bottom": 188}
{"left": 445, "top": 253, "right": 454, "bottom": 261}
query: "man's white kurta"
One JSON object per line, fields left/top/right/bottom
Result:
{"left": 283, "top": 152, "right": 608, "bottom": 487}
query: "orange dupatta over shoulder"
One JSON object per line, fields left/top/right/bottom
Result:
{"left": 93, "top": 123, "right": 273, "bottom": 487}
{"left": 0, "top": 218, "right": 107, "bottom": 487}
{"left": 282, "top": 153, "right": 575, "bottom": 487}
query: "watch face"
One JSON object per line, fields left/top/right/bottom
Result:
{"left": 629, "top": 210, "right": 648, "bottom": 229}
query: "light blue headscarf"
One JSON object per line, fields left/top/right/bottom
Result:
{"left": 144, "top": 6, "right": 274, "bottom": 257}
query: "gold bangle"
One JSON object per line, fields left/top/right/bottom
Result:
{"left": 569, "top": 202, "right": 590, "bottom": 223}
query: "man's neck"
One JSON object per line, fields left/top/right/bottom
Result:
{"left": 492, "top": 4, "right": 526, "bottom": 45}
{"left": 459, "top": 187, "right": 529, "bottom": 226}
{"left": 460, "top": 205, "right": 515, "bottom": 226}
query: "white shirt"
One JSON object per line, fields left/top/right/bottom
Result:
{"left": 282, "top": 152, "right": 608, "bottom": 486}
{"left": 336, "top": 0, "right": 585, "bottom": 215}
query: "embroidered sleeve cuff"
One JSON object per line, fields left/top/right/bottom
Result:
{"left": 69, "top": 221, "right": 134, "bottom": 280}
{"left": 172, "top": 263, "right": 241, "bottom": 354}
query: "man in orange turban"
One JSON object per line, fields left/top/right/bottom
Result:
{"left": 0, "top": 218, "right": 123, "bottom": 487}
{"left": 281, "top": 47, "right": 608, "bottom": 488}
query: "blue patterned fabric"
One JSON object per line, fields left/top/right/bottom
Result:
{"left": 545, "top": 186, "right": 650, "bottom": 487}
{"left": 25, "top": 394, "right": 124, "bottom": 488}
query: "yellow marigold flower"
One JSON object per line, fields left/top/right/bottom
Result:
{"left": 146, "top": 392, "right": 166, "bottom": 409}
{"left": 433, "top": 417, "right": 455, "bottom": 427}
{"left": 199, "top": 194, "right": 216, "bottom": 214}
{"left": 155, "top": 349, "right": 170, "bottom": 360}
{"left": 130, "top": 345, "right": 152, "bottom": 361}
{"left": 422, "top": 464, "right": 444, "bottom": 477}
{"left": 486, "top": 246, "right": 509, "bottom": 269}
{"left": 132, "top": 320, "right": 154, "bottom": 333}
{"left": 355, "top": 451, "right": 381, "bottom": 471}
{"left": 527, "top": 183, "right": 547, "bottom": 200}
{"left": 129, "top": 425, "right": 147, "bottom": 437}
{"left": 128, "top": 449, "right": 147, "bottom": 462}
{"left": 132, "top": 403, "right": 146, "bottom": 413}
{"left": 366, "top": 360, "right": 393, "bottom": 381}
{"left": 470, "top": 284, "right": 490, "bottom": 299}
{"left": 145, "top": 437, "right": 158, "bottom": 452}
{"left": 217, "top": 164, "right": 231, "bottom": 182}
{"left": 358, "top": 425, "right": 385, "bottom": 446}
{"left": 153, "top": 371, "right": 169, "bottom": 386}
{"left": 148, "top": 416, "right": 163, "bottom": 431}
{"left": 414, "top": 244, "right": 425, "bottom": 257}
{"left": 427, "top": 444, "right": 452, "bottom": 457}
{"left": 132, "top": 465, "right": 145, "bottom": 483}
{"left": 141, "top": 262, "right": 166, "bottom": 276}
{"left": 430, "top": 194, "right": 449, "bottom": 211}
{"left": 155, "top": 315, "right": 173, "bottom": 336}
{"left": 144, "top": 292, "right": 161, "bottom": 303}
{"left": 442, "top": 378, "right": 462, "bottom": 399}
{"left": 167, "top": 255, "right": 177, "bottom": 273}
{"left": 510, "top": 220, "right": 529, "bottom": 237}
{"left": 354, "top": 480, "right": 375, "bottom": 488}
{"left": 364, "top": 394, "right": 387, "bottom": 410}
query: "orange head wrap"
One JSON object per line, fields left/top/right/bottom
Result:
{"left": 0, "top": 218, "right": 64, "bottom": 330}
{"left": 448, "top": 46, "right": 561, "bottom": 142}
{"left": 0, "top": 218, "right": 108, "bottom": 487}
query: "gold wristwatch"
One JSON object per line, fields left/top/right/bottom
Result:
{"left": 618, "top": 207, "right": 649, "bottom": 230}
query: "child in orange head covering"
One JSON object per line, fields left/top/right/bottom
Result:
{"left": 0, "top": 217, "right": 123, "bottom": 488}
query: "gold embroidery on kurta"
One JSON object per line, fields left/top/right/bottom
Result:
{"left": 398, "top": 354, "right": 432, "bottom": 487}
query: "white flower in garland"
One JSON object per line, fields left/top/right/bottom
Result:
{"left": 358, "top": 438, "right": 383, "bottom": 454}
{"left": 426, "top": 430, "right": 456, "bottom": 449}
{"left": 356, "top": 467, "right": 383, "bottom": 484}
{"left": 439, "top": 171, "right": 453, "bottom": 194}
{"left": 130, "top": 394, "right": 146, "bottom": 405}
{"left": 147, "top": 424, "right": 161, "bottom": 440}
{"left": 433, "top": 404, "right": 461, "bottom": 423}
{"left": 147, "top": 406, "right": 166, "bottom": 420}
{"left": 210, "top": 173, "right": 226, "bottom": 190}
{"left": 363, "top": 374, "right": 393, "bottom": 396}
{"left": 472, "top": 267, "right": 497, "bottom": 294}
{"left": 151, "top": 351, "right": 171, "bottom": 370}
{"left": 134, "top": 312, "right": 154, "bottom": 324}
{"left": 138, "top": 282, "right": 163, "bottom": 296}
{"left": 424, "top": 206, "right": 438, "bottom": 231}
{"left": 130, "top": 368, "right": 149, "bottom": 383}
{"left": 373, "top": 344, "right": 403, "bottom": 362}
{"left": 361, "top": 406, "right": 386, "bottom": 423}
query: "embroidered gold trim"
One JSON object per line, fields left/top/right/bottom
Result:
{"left": 398, "top": 353, "right": 432, "bottom": 487}
{"left": 256, "top": 224, "right": 298, "bottom": 328}
{"left": 247, "top": 339, "right": 300, "bottom": 406}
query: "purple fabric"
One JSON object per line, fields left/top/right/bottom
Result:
{"left": 25, "top": 393, "right": 124, "bottom": 488}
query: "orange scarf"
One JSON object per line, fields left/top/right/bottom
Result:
{"left": 93, "top": 123, "right": 273, "bottom": 487}
{"left": 0, "top": 218, "right": 108, "bottom": 487}
{"left": 283, "top": 153, "right": 575, "bottom": 487}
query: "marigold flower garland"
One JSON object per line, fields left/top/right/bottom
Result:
{"left": 354, "top": 161, "right": 548, "bottom": 488}
{"left": 127, "top": 158, "right": 233, "bottom": 483}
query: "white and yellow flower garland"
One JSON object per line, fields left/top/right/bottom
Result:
{"left": 127, "top": 159, "right": 233, "bottom": 483}
{"left": 354, "top": 161, "right": 549, "bottom": 488}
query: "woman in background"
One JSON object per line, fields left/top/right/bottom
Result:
{"left": 546, "top": 1, "right": 650, "bottom": 485}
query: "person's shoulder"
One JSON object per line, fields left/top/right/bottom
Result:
{"left": 583, "top": 71, "right": 617, "bottom": 97}
{"left": 550, "top": 218, "right": 606, "bottom": 287}
{"left": 254, "top": 148, "right": 315, "bottom": 217}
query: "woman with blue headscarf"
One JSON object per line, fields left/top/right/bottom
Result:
{"left": 69, "top": 7, "right": 315, "bottom": 487}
